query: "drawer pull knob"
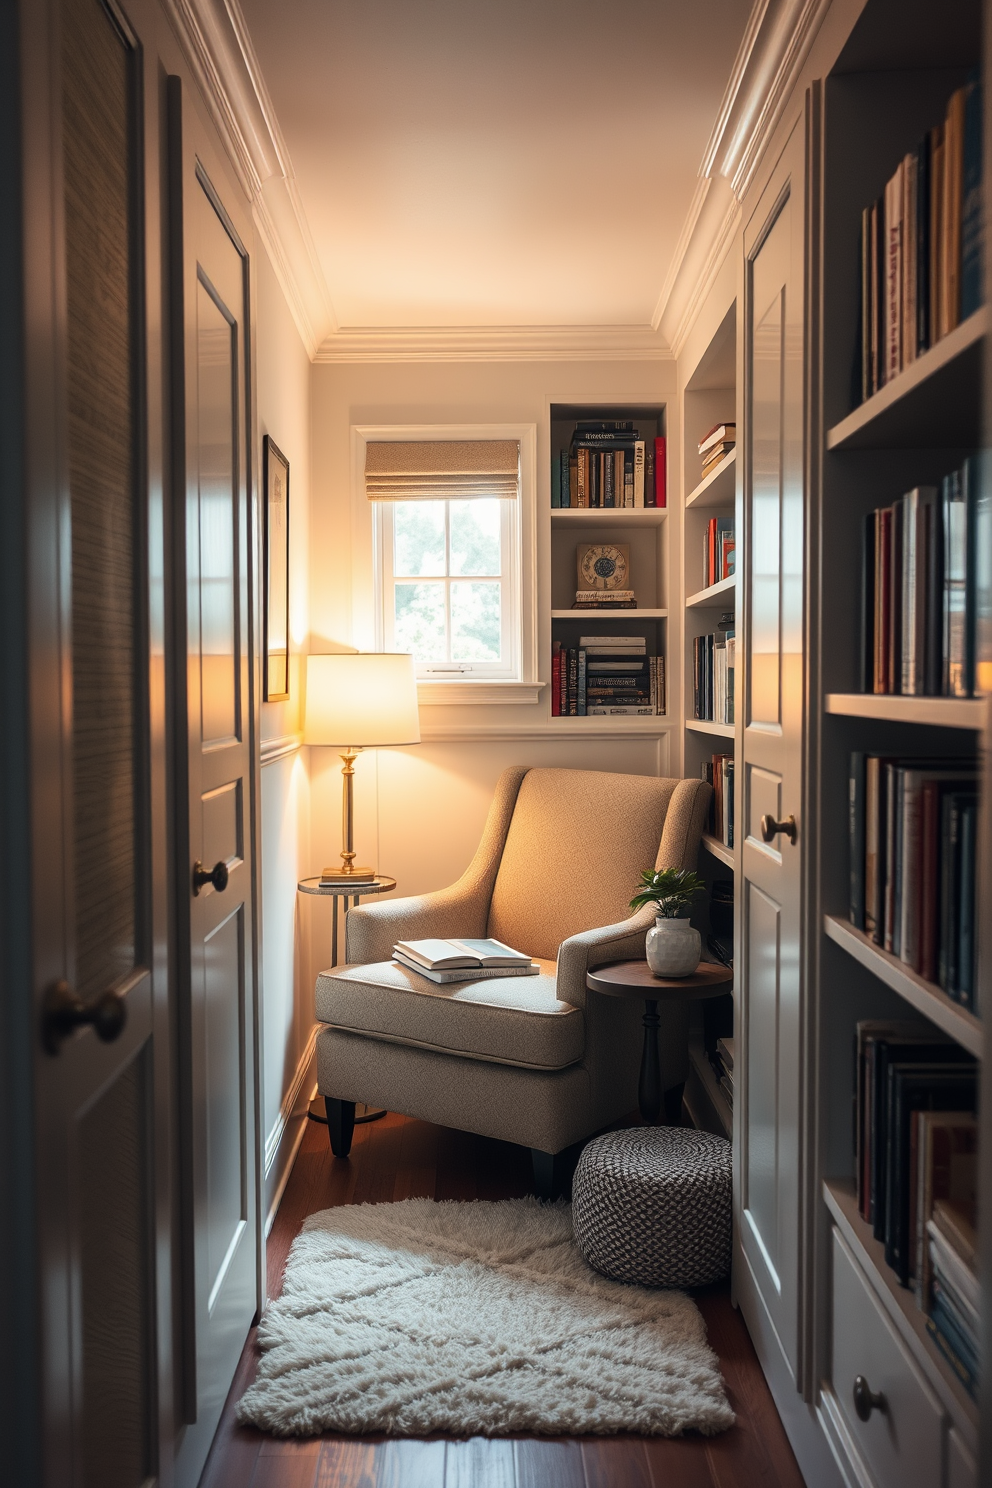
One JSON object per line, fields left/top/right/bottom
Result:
{"left": 852, "top": 1375, "right": 885, "bottom": 1422}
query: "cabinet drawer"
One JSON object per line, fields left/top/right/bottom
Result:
{"left": 831, "top": 1227, "right": 944, "bottom": 1488}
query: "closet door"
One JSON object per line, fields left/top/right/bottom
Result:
{"left": 169, "top": 82, "right": 261, "bottom": 1488}
{"left": 736, "top": 118, "right": 807, "bottom": 1387}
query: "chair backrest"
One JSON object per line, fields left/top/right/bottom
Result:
{"left": 487, "top": 767, "right": 683, "bottom": 961}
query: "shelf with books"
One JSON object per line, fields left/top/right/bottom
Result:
{"left": 550, "top": 404, "right": 666, "bottom": 511}
{"left": 686, "top": 719, "right": 735, "bottom": 739}
{"left": 827, "top": 305, "right": 987, "bottom": 452}
{"left": 550, "top": 620, "right": 666, "bottom": 719}
{"left": 685, "top": 449, "right": 736, "bottom": 510}
{"left": 825, "top": 693, "right": 986, "bottom": 729}
{"left": 824, "top": 916, "right": 982, "bottom": 1058}
{"left": 686, "top": 1031, "right": 733, "bottom": 1140}
{"left": 823, "top": 1178, "right": 978, "bottom": 1434}
{"left": 702, "top": 833, "right": 734, "bottom": 870}
{"left": 686, "top": 574, "right": 737, "bottom": 609}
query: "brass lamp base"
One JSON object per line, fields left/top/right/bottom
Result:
{"left": 321, "top": 865, "right": 375, "bottom": 883}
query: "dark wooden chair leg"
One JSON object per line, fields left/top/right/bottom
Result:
{"left": 325, "top": 1097, "right": 356, "bottom": 1158}
{"left": 531, "top": 1148, "right": 557, "bottom": 1201}
{"left": 531, "top": 1144, "right": 583, "bottom": 1201}
{"left": 664, "top": 1081, "right": 686, "bottom": 1126}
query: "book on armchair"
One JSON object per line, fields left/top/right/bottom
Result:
{"left": 393, "top": 937, "right": 539, "bottom": 983}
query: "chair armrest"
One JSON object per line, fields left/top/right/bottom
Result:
{"left": 554, "top": 904, "right": 656, "bottom": 1009}
{"left": 345, "top": 883, "right": 491, "bottom": 965}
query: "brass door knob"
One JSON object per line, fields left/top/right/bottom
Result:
{"left": 760, "top": 813, "right": 797, "bottom": 845}
{"left": 42, "top": 979, "right": 126, "bottom": 1055}
{"left": 852, "top": 1374, "right": 885, "bottom": 1422}
{"left": 192, "top": 859, "right": 229, "bottom": 896}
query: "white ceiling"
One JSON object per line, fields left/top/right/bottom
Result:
{"left": 237, "top": 0, "right": 754, "bottom": 334}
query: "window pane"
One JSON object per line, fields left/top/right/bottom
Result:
{"left": 451, "top": 581, "right": 501, "bottom": 661}
{"left": 394, "top": 581, "right": 446, "bottom": 660}
{"left": 449, "top": 498, "right": 500, "bottom": 576}
{"left": 393, "top": 501, "right": 446, "bottom": 576}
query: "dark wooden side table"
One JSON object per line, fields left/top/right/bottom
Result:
{"left": 586, "top": 959, "right": 733, "bottom": 1124}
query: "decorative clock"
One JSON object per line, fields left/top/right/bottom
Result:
{"left": 576, "top": 542, "right": 631, "bottom": 592}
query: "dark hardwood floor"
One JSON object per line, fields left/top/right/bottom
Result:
{"left": 199, "top": 1109, "right": 806, "bottom": 1488}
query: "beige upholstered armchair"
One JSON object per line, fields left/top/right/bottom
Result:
{"left": 315, "top": 766, "right": 711, "bottom": 1196}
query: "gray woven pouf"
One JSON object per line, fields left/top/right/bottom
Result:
{"left": 572, "top": 1127, "right": 732, "bottom": 1288}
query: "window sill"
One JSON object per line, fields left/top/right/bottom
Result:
{"left": 416, "top": 681, "right": 546, "bottom": 706}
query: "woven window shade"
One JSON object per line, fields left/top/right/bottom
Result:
{"left": 365, "top": 440, "right": 519, "bottom": 500}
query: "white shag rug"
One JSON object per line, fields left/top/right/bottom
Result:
{"left": 237, "top": 1197, "right": 734, "bottom": 1438}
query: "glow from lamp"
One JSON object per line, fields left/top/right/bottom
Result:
{"left": 304, "top": 652, "right": 421, "bottom": 880}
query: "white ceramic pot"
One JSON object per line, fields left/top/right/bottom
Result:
{"left": 645, "top": 916, "right": 701, "bottom": 978}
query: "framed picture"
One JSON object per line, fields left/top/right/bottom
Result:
{"left": 263, "top": 435, "right": 290, "bottom": 700}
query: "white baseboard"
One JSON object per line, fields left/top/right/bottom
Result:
{"left": 263, "top": 1024, "right": 318, "bottom": 1236}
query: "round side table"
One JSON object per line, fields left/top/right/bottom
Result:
{"left": 298, "top": 874, "right": 397, "bottom": 1128}
{"left": 586, "top": 960, "right": 733, "bottom": 1125}
{"left": 297, "top": 874, "right": 396, "bottom": 969}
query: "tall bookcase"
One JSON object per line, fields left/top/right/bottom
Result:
{"left": 548, "top": 404, "right": 669, "bottom": 728}
{"left": 811, "top": 2, "right": 986, "bottom": 1478}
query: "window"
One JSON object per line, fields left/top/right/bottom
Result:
{"left": 377, "top": 496, "right": 519, "bottom": 678}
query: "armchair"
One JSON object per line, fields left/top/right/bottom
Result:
{"left": 314, "top": 766, "right": 711, "bottom": 1196}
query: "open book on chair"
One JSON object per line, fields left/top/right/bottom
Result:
{"left": 393, "top": 938, "right": 539, "bottom": 983}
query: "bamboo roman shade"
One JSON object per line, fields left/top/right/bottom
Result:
{"left": 365, "top": 440, "right": 519, "bottom": 500}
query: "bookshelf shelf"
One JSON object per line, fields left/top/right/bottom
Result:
{"left": 546, "top": 715, "right": 672, "bottom": 735}
{"left": 686, "top": 720, "right": 735, "bottom": 739}
{"left": 823, "top": 1178, "right": 978, "bottom": 1434}
{"left": 686, "top": 574, "right": 736, "bottom": 610}
{"left": 685, "top": 449, "right": 736, "bottom": 509}
{"left": 687, "top": 1033, "right": 733, "bottom": 1139}
{"left": 551, "top": 608, "right": 668, "bottom": 620}
{"left": 702, "top": 833, "right": 734, "bottom": 869}
{"left": 550, "top": 507, "right": 667, "bottom": 525}
{"left": 824, "top": 693, "right": 986, "bottom": 729}
{"left": 826, "top": 306, "right": 988, "bottom": 452}
{"left": 823, "top": 915, "right": 982, "bottom": 1057}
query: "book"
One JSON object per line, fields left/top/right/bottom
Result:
{"left": 941, "top": 84, "right": 966, "bottom": 336}
{"left": 849, "top": 751, "right": 866, "bottom": 930}
{"left": 644, "top": 439, "right": 656, "bottom": 507}
{"left": 320, "top": 867, "right": 378, "bottom": 886}
{"left": 913, "top": 1112, "right": 977, "bottom": 1300}
{"left": 698, "top": 423, "right": 736, "bottom": 454}
{"left": 393, "top": 952, "right": 540, "bottom": 984}
{"left": 960, "top": 77, "right": 983, "bottom": 320}
{"left": 587, "top": 705, "right": 656, "bottom": 716}
{"left": 884, "top": 1062, "right": 977, "bottom": 1280}
{"left": 394, "top": 937, "right": 534, "bottom": 970}
{"left": 884, "top": 159, "right": 904, "bottom": 382}
{"left": 551, "top": 641, "right": 561, "bottom": 717}
{"left": 927, "top": 1218, "right": 979, "bottom": 1313}
{"left": 932, "top": 1196, "right": 977, "bottom": 1268}
{"left": 633, "top": 442, "right": 645, "bottom": 506}
{"left": 654, "top": 436, "right": 667, "bottom": 508}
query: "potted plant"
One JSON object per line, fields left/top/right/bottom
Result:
{"left": 630, "top": 868, "right": 706, "bottom": 977}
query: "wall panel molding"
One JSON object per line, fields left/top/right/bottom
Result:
{"left": 260, "top": 733, "right": 302, "bottom": 766}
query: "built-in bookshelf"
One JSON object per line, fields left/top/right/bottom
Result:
{"left": 548, "top": 404, "right": 668, "bottom": 722}
{"left": 814, "top": 3, "right": 986, "bottom": 1462}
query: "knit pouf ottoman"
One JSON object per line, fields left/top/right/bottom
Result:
{"left": 572, "top": 1127, "right": 732, "bottom": 1288}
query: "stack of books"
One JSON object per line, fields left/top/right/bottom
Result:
{"left": 861, "top": 459, "right": 990, "bottom": 698}
{"left": 320, "top": 864, "right": 377, "bottom": 887}
{"left": 854, "top": 1021, "right": 978, "bottom": 1392}
{"left": 848, "top": 754, "right": 979, "bottom": 1006}
{"left": 393, "top": 938, "right": 538, "bottom": 984}
{"left": 552, "top": 421, "right": 666, "bottom": 508}
{"left": 711, "top": 1035, "right": 735, "bottom": 1110}
{"left": 702, "top": 515, "right": 735, "bottom": 589}
{"left": 859, "top": 76, "right": 982, "bottom": 403}
{"left": 692, "top": 615, "right": 735, "bottom": 722}
{"left": 551, "top": 636, "right": 665, "bottom": 716}
{"left": 700, "top": 754, "right": 734, "bottom": 847}
{"left": 698, "top": 423, "right": 736, "bottom": 482}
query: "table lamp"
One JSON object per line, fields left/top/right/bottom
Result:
{"left": 304, "top": 652, "right": 421, "bottom": 883}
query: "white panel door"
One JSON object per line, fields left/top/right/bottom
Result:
{"left": 736, "top": 119, "right": 806, "bottom": 1387}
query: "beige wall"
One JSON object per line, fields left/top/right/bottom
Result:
{"left": 308, "top": 358, "right": 679, "bottom": 912}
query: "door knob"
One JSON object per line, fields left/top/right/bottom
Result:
{"left": 852, "top": 1374, "right": 885, "bottom": 1422}
{"left": 192, "top": 859, "right": 229, "bottom": 896}
{"left": 42, "top": 979, "right": 126, "bottom": 1055}
{"left": 760, "top": 813, "right": 797, "bottom": 845}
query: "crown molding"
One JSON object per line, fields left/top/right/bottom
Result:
{"left": 314, "top": 323, "right": 675, "bottom": 364}
{"left": 162, "top": 0, "right": 336, "bottom": 357}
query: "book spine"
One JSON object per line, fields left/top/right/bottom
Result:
{"left": 960, "top": 79, "right": 983, "bottom": 320}
{"left": 958, "top": 801, "right": 977, "bottom": 1010}
{"left": 943, "top": 86, "right": 966, "bottom": 335}
{"left": 633, "top": 442, "right": 644, "bottom": 507}
{"left": 603, "top": 450, "right": 614, "bottom": 508}
{"left": 931, "top": 124, "right": 945, "bottom": 347}
{"left": 917, "top": 135, "right": 931, "bottom": 354}
{"left": 551, "top": 450, "right": 561, "bottom": 508}
{"left": 901, "top": 490, "right": 918, "bottom": 694}
{"left": 551, "top": 641, "right": 561, "bottom": 716}
{"left": 567, "top": 648, "right": 578, "bottom": 715}
{"left": 653, "top": 436, "right": 666, "bottom": 507}
{"left": 861, "top": 511, "right": 875, "bottom": 692}
{"left": 885, "top": 163, "right": 904, "bottom": 383}
{"left": 560, "top": 450, "right": 571, "bottom": 508}
{"left": 902, "top": 151, "right": 917, "bottom": 369}
{"left": 620, "top": 449, "right": 631, "bottom": 509}
{"left": 577, "top": 648, "right": 587, "bottom": 715}
{"left": 576, "top": 447, "right": 588, "bottom": 507}
{"left": 861, "top": 204, "right": 872, "bottom": 403}
{"left": 644, "top": 439, "right": 655, "bottom": 507}
{"left": 849, "top": 752, "right": 866, "bottom": 930}
{"left": 963, "top": 455, "right": 978, "bottom": 697}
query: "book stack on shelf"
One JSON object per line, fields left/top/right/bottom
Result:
{"left": 858, "top": 76, "right": 982, "bottom": 403}
{"left": 703, "top": 515, "right": 735, "bottom": 588}
{"left": 698, "top": 422, "right": 735, "bottom": 480}
{"left": 854, "top": 1020, "right": 978, "bottom": 1394}
{"left": 551, "top": 636, "right": 664, "bottom": 717}
{"left": 692, "top": 613, "right": 735, "bottom": 722}
{"left": 701, "top": 754, "right": 734, "bottom": 848}
{"left": 849, "top": 753, "right": 979, "bottom": 1009}
{"left": 552, "top": 419, "right": 666, "bottom": 509}
{"left": 861, "top": 458, "right": 990, "bottom": 697}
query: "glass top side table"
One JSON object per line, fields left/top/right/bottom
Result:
{"left": 297, "top": 875, "right": 397, "bottom": 969}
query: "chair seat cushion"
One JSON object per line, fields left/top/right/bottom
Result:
{"left": 315, "top": 959, "right": 584, "bottom": 1071}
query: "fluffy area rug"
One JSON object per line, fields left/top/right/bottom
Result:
{"left": 237, "top": 1197, "right": 734, "bottom": 1438}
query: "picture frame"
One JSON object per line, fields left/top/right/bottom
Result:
{"left": 263, "top": 434, "right": 290, "bottom": 701}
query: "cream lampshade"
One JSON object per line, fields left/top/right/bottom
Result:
{"left": 304, "top": 652, "right": 421, "bottom": 881}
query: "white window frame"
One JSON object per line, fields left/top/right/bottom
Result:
{"left": 350, "top": 422, "right": 540, "bottom": 705}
